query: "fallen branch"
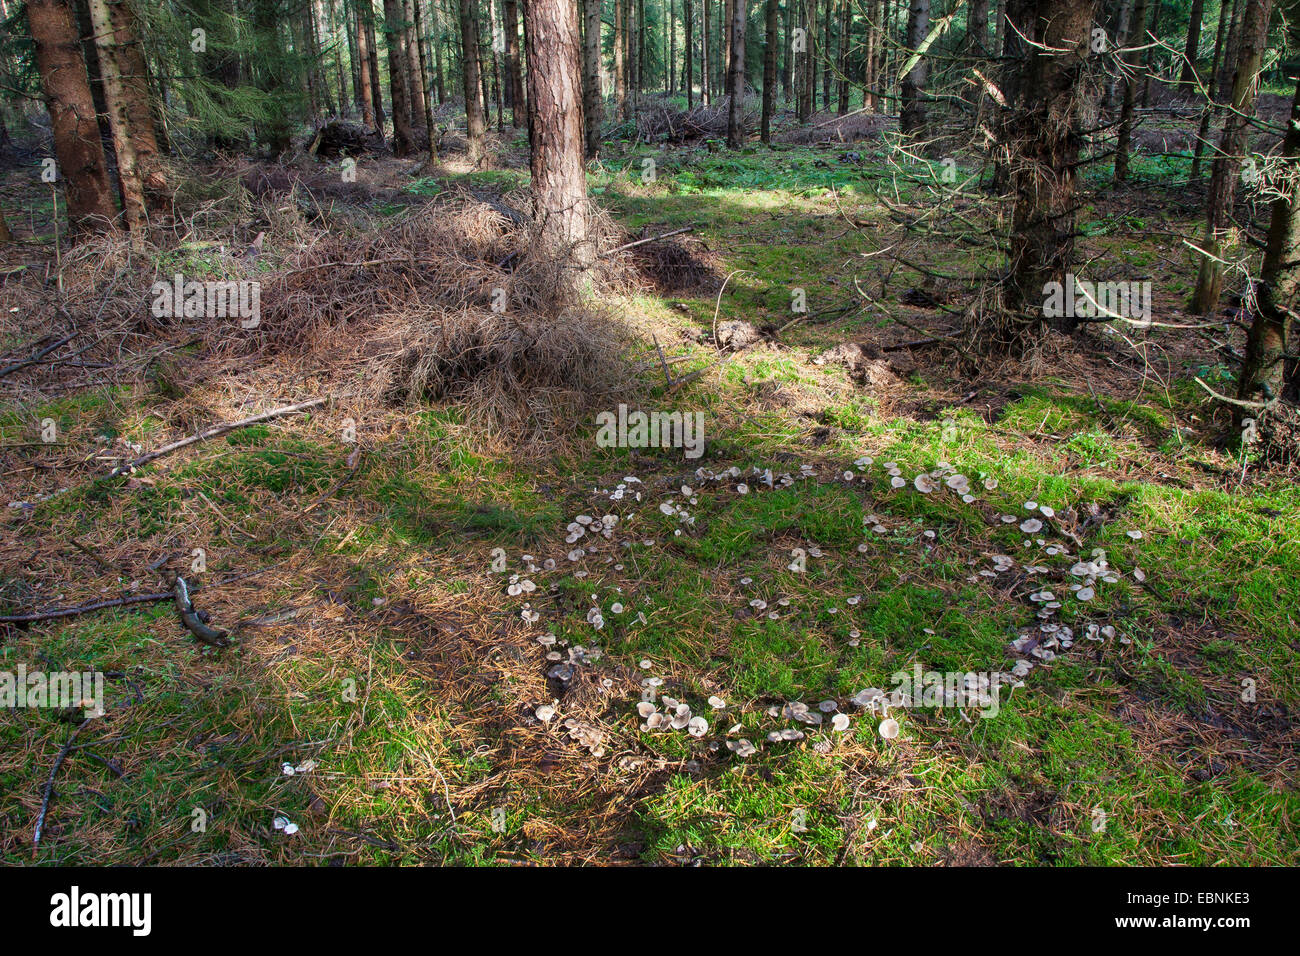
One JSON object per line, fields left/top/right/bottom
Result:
{"left": 0, "top": 592, "right": 174, "bottom": 626}
{"left": 0, "top": 329, "right": 79, "bottom": 381}
{"left": 603, "top": 226, "right": 695, "bottom": 257}
{"left": 33, "top": 718, "right": 91, "bottom": 853}
{"left": 111, "top": 397, "right": 328, "bottom": 476}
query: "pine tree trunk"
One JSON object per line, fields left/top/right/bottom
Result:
{"left": 365, "top": 4, "right": 386, "bottom": 132}
{"left": 504, "top": 0, "right": 524, "bottom": 125}
{"left": 1235, "top": 73, "right": 1300, "bottom": 422}
{"left": 724, "top": 0, "right": 734, "bottom": 99}
{"left": 900, "top": 0, "right": 929, "bottom": 144}
{"left": 1191, "top": 0, "right": 1272, "bottom": 314}
{"left": 86, "top": 0, "right": 146, "bottom": 244}
{"left": 583, "top": 0, "right": 603, "bottom": 158}
{"left": 1191, "top": 0, "right": 1231, "bottom": 178}
{"left": 523, "top": 0, "right": 591, "bottom": 279}
{"left": 1114, "top": 0, "right": 1148, "bottom": 182}
{"left": 383, "top": 0, "right": 415, "bottom": 154}
{"left": 761, "top": 0, "right": 777, "bottom": 141}
{"left": 1179, "top": 0, "right": 1206, "bottom": 85}
{"left": 412, "top": 0, "right": 437, "bottom": 159}
{"left": 405, "top": 0, "right": 427, "bottom": 123}
{"left": 105, "top": 0, "right": 163, "bottom": 196}
{"left": 702, "top": 0, "right": 710, "bottom": 104}
{"left": 355, "top": 0, "right": 377, "bottom": 131}
{"left": 987, "top": 0, "right": 1097, "bottom": 352}
{"left": 837, "top": 0, "right": 850, "bottom": 114}
{"left": 686, "top": 0, "right": 695, "bottom": 106}
{"left": 727, "top": 0, "right": 747, "bottom": 146}
{"left": 458, "top": 0, "right": 487, "bottom": 163}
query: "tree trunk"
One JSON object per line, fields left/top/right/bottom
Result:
{"left": 1179, "top": 0, "right": 1206, "bottom": 86}
{"left": 365, "top": 3, "right": 386, "bottom": 133}
{"left": 458, "top": 0, "right": 487, "bottom": 163}
{"left": 686, "top": 0, "right": 695, "bottom": 106}
{"left": 727, "top": 0, "right": 747, "bottom": 146}
{"left": 724, "top": 0, "right": 734, "bottom": 99}
{"left": 900, "top": 0, "right": 929, "bottom": 145}
{"left": 405, "top": 0, "right": 427, "bottom": 123}
{"left": 412, "top": 0, "right": 437, "bottom": 159}
{"left": 1191, "top": 0, "right": 1272, "bottom": 314}
{"left": 0, "top": 205, "right": 11, "bottom": 243}
{"left": 583, "top": 0, "right": 603, "bottom": 158}
{"left": 987, "top": 0, "right": 1097, "bottom": 352}
{"left": 86, "top": 0, "right": 146, "bottom": 243}
{"left": 523, "top": 0, "right": 591, "bottom": 281}
{"left": 1235, "top": 73, "right": 1300, "bottom": 421}
{"left": 383, "top": 0, "right": 415, "bottom": 154}
{"left": 702, "top": 0, "right": 710, "bottom": 103}
{"left": 1114, "top": 0, "right": 1148, "bottom": 182}
{"left": 836, "top": 0, "right": 850, "bottom": 114}
{"left": 761, "top": 0, "right": 778, "bottom": 140}
{"left": 105, "top": 0, "right": 163, "bottom": 196}
{"left": 355, "top": 0, "right": 377, "bottom": 129}
{"left": 1191, "top": 0, "right": 1231, "bottom": 178}
{"left": 504, "top": 0, "right": 524, "bottom": 125}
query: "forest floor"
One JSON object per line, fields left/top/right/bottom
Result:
{"left": 1, "top": 106, "right": 1297, "bottom": 865}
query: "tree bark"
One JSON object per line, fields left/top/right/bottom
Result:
{"left": 405, "top": 0, "right": 427, "bottom": 123}
{"left": 523, "top": 0, "right": 591, "bottom": 279}
{"left": 412, "top": 0, "right": 437, "bottom": 159}
{"left": 1191, "top": 0, "right": 1272, "bottom": 314}
{"left": 1179, "top": 0, "right": 1206, "bottom": 86}
{"left": 458, "top": 0, "right": 487, "bottom": 163}
{"left": 355, "top": 0, "right": 377, "bottom": 130}
{"left": 504, "top": 0, "right": 524, "bottom": 125}
{"left": 583, "top": 0, "right": 603, "bottom": 158}
{"left": 761, "top": 0, "right": 778, "bottom": 140}
{"left": 1114, "top": 0, "right": 1148, "bottom": 182}
{"left": 1236, "top": 73, "right": 1300, "bottom": 418}
{"left": 86, "top": 0, "right": 146, "bottom": 243}
{"left": 836, "top": 0, "right": 850, "bottom": 114}
{"left": 105, "top": 0, "right": 163, "bottom": 196}
{"left": 383, "top": 0, "right": 415, "bottom": 154}
{"left": 900, "top": 0, "right": 930, "bottom": 145}
{"left": 365, "top": 3, "right": 387, "bottom": 133}
{"left": 686, "top": 0, "right": 695, "bottom": 106}
{"left": 702, "top": 0, "right": 710, "bottom": 103}
{"left": 990, "top": 0, "right": 1097, "bottom": 351}
{"left": 727, "top": 0, "right": 747, "bottom": 146}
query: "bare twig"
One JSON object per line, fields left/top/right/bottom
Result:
{"left": 110, "top": 397, "right": 328, "bottom": 476}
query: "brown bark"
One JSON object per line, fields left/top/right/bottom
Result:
{"left": 761, "top": 0, "right": 778, "bottom": 141}
{"left": 836, "top": 0, "right": 850, "bottom": 114}
{"left": 727, "top": 0, "right": 747, "bottom": 147}
{"left": 383, "top": 0, "right": 415, "bottom": 154}
{"left": 582, "top": 0, "right": 603, "bottom": 158}
{"left": 993, "top": 0, "right": 1098, "bottom": 350}
{"left": 702, "top": 0, "right": 710, "bottom": 104}
{"left": 724, "top": 0, "right": 734, "bottom": 98}
{"left": 1114, "top": 0, "right": 1148, "bottom": 182}
{"left": 1191, "top": 0, "right": 1272, "bottom": 314}
{"left": 0, "top": 205, "right": 10, "bottom": 243}
{"left": 458, "top": 0, "right": 487, "bottom": 163}
{"left": 1191, "top": 0, "right": 1232, "bottom": 177}
{"left": 614, "top": 0, "right": 628, "bottom": 115}
{"left": 405, "top": 0, "right": 427, "bottom": 123}
{"left": 504, "top": 0, "right": 524, "bottom": 125}
{"left": 87, "top": 0, "right": 147, "bottom": 242}
{"left": 412, "top": 0, "right": 437, "bottom": 159}
{"left": 105, "top": 0, "right": 163, "bottom": 196}
{"left": 686, "top": 0, "right": 695, "bottom": 107}
{"left": 31, "top": 0, "right": 115, "bottom": 238}
{"left": 523, "top": 0, "right": 591, "bottom": 277}
{"left": 1236, "top": 74, "right": 1300, "bottom": 416}
{"left": 900, "top": 0, "right": 930, "bottom": 144}
{"left": 355, "top": 0, "right": 377, "bottom": 129}
{"left": 365, "top": 2, "right": 386, "bottom": 132}
{"left": 1179, "top": 0, "right": 1206, "bottom": 85}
